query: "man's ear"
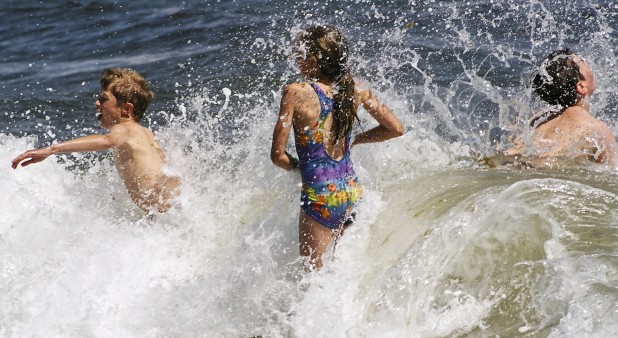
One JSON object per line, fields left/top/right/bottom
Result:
{"left": 576, "top": 80, "right": 588, "bottom": 96}
{"left": 121, "top": 102, "right": 134, "bottom": 119}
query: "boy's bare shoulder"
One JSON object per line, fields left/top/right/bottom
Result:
{"left": 110, "top": 121, "right": 149, "bottom": 135}
{"left": 111, "top": 121, "right": 156, "bottom": 147}
{"left": 131, "top": 123, "right": 156, "bottom": 141}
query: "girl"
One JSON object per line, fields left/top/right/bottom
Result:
{"left": 271, "top": 26, "right": 404, "bottom": 269}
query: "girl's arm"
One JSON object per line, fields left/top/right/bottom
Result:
{"left": 271, "top": 83, "right": 301, "bottom": 171}
{"left": 352, "top": 86, "right": 404, "bottom": 147}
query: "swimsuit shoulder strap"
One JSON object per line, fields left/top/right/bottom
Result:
{"left": 309, "top": 83, "right": 334, "bottom": 121}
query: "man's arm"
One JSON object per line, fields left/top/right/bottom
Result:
{"left": 597, "top": 122, "right": 618, "bottom": 168}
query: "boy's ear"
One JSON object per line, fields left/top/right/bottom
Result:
{"left": 121, "top": 102, "right": 135, "bottom": 118}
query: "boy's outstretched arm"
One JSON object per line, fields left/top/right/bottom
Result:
{"left": 11, "top": 126, "right": 128, "bottom": 169}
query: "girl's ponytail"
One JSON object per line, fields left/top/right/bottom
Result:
{"left": 332, "top": 69, "right": 358, "bottom": 144}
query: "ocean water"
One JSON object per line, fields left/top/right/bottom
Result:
{"left": 2, "top": 0, "right": 618, "bottom": 337}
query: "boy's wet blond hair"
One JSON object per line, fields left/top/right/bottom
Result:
{"left": 100, "top": 68, "right": 154, "bottom": 121}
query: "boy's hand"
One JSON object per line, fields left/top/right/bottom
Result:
{"left": 11, "top": 148, "right": 51, "bottom": 169}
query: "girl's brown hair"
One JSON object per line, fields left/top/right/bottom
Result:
{"left": 297, "top": 26, "right": 359, "bottom": 143}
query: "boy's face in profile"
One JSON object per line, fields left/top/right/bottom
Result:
{"left": 95, "top": 89, "right": 124, "bottom": 129}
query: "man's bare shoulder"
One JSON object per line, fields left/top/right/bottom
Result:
{"left": 562, "top": 106, "right": 598, "bottom": 123}
{"left": 541, "top": 106, "right": 603, "bottom": 133}
{"left": 569, "top": 107, "right": 614, "bottom": 137}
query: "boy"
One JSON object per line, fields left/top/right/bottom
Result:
{"left": 505, "top": 49, "right": 617, "bottom": 168}
{"left": 11, "top": 68, "right": 180, "bottom": 213}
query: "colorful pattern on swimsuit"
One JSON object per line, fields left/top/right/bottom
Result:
{"left": 294, "top": 83, "right": 363, "bottom": 229}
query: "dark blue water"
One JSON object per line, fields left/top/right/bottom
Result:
{"left": 1, "top": 0, "right": 274, "bottom": 137}
{"left": 3, "top": 0, "right": 617, "bottom": 148}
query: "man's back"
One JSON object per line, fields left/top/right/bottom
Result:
{"left": 531, "top": 106, "right": 616, "bottom": 165}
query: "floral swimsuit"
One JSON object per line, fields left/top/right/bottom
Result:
{"left": 295, "top": 83, "right": 363, "bottom": 229}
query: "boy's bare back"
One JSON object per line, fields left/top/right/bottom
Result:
{"left": 111, "top": 121, "right": 179, "bottom": 213}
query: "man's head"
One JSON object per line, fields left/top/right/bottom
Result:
{"left": 99, "top": 68, "right": 154, "bottom": 122}
{"left": 532, "top": 49, "right": 595, "bottom": 107}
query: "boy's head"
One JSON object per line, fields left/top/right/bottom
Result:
{"left": 532, "top": 49, "right": 590, "bottom": 107}
{"left": 100, "top": 68, "right": 154, "bottom": 121}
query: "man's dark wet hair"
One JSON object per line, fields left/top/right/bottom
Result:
{"left": 532, "top": 49, "right": 584, "bottom": 107}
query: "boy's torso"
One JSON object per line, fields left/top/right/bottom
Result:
{"left": 111, "top": 122, "right": 171, "bottom": 206}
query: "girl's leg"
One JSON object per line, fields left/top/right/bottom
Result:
{"left": 299, "top": 211, "right": 334, "bottom": 270}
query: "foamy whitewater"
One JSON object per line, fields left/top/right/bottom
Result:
{"left": 2, "top": 0, "right": 618, "bottom": 337}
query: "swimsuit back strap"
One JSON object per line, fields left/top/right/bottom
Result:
{"left": 309, "top": 83, "right": 353, "bottom": 153}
